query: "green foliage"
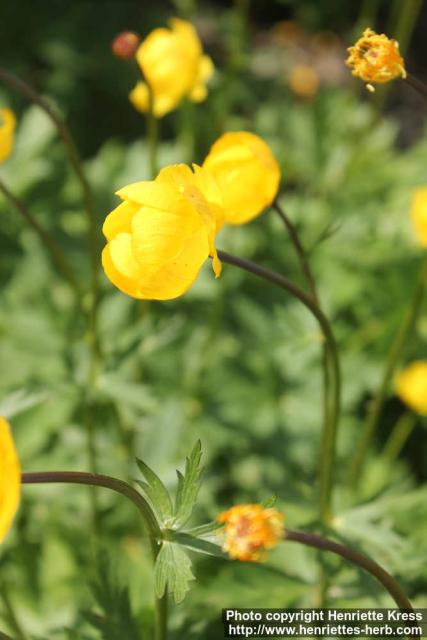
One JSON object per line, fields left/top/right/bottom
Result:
{"left": 1, "top": 0, "right": 427, "bottom": 636}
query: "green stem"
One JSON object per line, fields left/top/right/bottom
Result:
{"left": 0, "top": 67, "right": 101, "bottom": 484}
{"left": 147, "top": 89, "right": 159, "bottom": 179}
{"left": 217, "top": 249, "right": 341, "bottom": 525}
{"left": 0, "top": 68, "right": 99, "bottom": 310}
{"left": 383, "top": 411, "right": 417, "bottom": 463}
{"left": 285, "top": 529, "right": 414, "bottom": 614}
{"left": 0, "top": 177, "right": 81, "bottom": 299}
{"left": 273, "top": 200, "right": 334, "bottom": 602}
{"left": 349, "top": 253, "right": 427, "bottom": 484}
{"left": 22, "top": 471, "right": 166, "bottom": 639}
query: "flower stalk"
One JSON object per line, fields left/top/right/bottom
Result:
{"left": 21, "top": 471, "right": 168, "bottom": 640}
{"left": 217, "top": 250, "right": 341, "bottom": 525}
{"left": 349, "top": 252, "right": 427, "bottom": 484}
{"left": 285, "top": 529, "right": 414, "bottom": 613}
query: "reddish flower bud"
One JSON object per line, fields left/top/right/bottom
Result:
{"left": 112, "top": 31, "right": 141, "bottom": 60}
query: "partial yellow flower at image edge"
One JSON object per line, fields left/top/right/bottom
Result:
{"left": 129, "top": 18, "right": 214, "bottom": 118}
{"left": 102, "top": 164, "right": 223, "bottom": 300}
{"left": 0, "top": 417, "right": 21, "bottom": 543}
{"left": 217, "top": 504, "right": 285, "bottom": 562}
{"left": 346, "top": 28, "right": 406, "bottom": 91}
{"left": 410, "top": 187, "right": 427, "bottom": 247}
{"left": 0, "top": 108, "right": 16, "bottom": 164}
{"left": 395, "top": 361, "right": 427, "bottom": 416}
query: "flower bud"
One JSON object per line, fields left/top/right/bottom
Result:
{"left": 112, "top": 31, "right": 141, "bottom": 60}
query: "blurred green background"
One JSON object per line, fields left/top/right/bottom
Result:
{"left": 1, "top": 0, "right": 427, "bottom": 638}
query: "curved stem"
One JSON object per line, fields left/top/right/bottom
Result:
{"left": 0, "top": 68, "right": 99, "bottom": 303}
{"left": 22, "top": 471, "right": 161, "bottom": 549}
{"left": 285, "top": 529, "right": 414, "bottom": 612}
{"left": 349, "top": 253, "right": 427, "bottom": 484}
{"left": 272, "top": 201, "right": 318, "bottom": 300}
{"left": 218, "top": 249, "right": 341, "bottom": 525}
{"left": 0, "top": 177, "right": 81, "bottom": 299}
{"left": 272, "top": 202, "right": 335, "bottom": 516}
{"left": 22, "top": 471, "right": 167, "bottom": 638}
{"left": 404, "top": 73, "right": 427, "bottom": 99}
{"left": 383, "top": 411, "right": 417, "bottom": 463}
{"left": 0, "top": 67, "right": 102, "bottom": 485}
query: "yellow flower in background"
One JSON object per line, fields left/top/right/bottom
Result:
{"left": 0, "top": 108, "right": 16, "bottom": 164}
{"left": 395, "top": 361, "right": 427, "bottom": 415}
{"left": 0, "top": 417, "right": 21, "bottom": 543}
{"left": 129, "top": 18, "right": 214, "bottom": 118}
{"left": 346, "top": 28, "right": 406, "bottom": 90}
{"left": 288, "top": 64, "right": 320, "bottom": 99}
{"left": 217, "top": 504, "right": 285, "bottom": 562}
{"left": 102, "top": 164, "right": 223, "bottom": 300}
{"left": 411, "top": 188, "right": 427, "bottom": 247}
{"left": 202, "top": 131, "right": 281, "bottom": 225}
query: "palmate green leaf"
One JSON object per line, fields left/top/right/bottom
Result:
{"left": 135, "top": 459, "right": 173, "bottom": 524}
{"left": 170, "top": 532, "right": 227, "bottom": 559}
{"left": 173, "top": 440, "right": 203, "bottom": 528}
{"left": 154, "top": 542, "right": 195, "bottom": 604}
{"left": 185, "top": 521, "right": 223, "bottom": 537}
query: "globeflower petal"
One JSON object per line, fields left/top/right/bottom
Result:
{"left": 102, "top": 164, "right": 223, "bottom": 300}
{"left": 0, "top": 417, "right": 21, "bottom": 543}
{"left": 0, "top": 108, "right": 16, "bottom": 165}
{"left": 131, "top": 18, "right": 213, "bottom": 118}
{"left": 203, "top": 131, "right": 281, "bottom": 225}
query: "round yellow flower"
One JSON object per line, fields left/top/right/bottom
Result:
{"left": 102, "top": 164, "right": 223, "bottom": 300}
{"left": 217, "top": 504, "right": 285, "bottom": 562}
{"left": 346, "top": 28, "right": 406, "bottom": 89}
{"left": 202, "top": 131, "right": 281, "bottom": 225}
{"left": 0, "top": 108, "right": 16, "bottom": 164}
{"left": 0, "top": 417, "right": 21, "bottom": 543}
{"left": 410, "top": 187, "right": 427, "bottom": 247}
{"left": 130, "top": 18, "right": 214, "bottom": 118}
{"left": 395, "top": 361, "right": 427, "bottom": 415}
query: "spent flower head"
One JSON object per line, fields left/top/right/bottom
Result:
{"left": 346, "top": 28, "right": 406, "bottom": 91}
{"left": 0, "top": 417, "right": 21, "bottom": 543}
{"left": 130, "top": 18, "right": 214, "bottom": 118}
{"left": 217, "top": 504, "right": 285, "bottom": 562}
{"left": 0, "top": 108, "right": 16, "bottom": 164}
{"left": 102, "top": 164, "right": 223, "bottom": 300}
{"left": 395, "top": 361, "right": 427, "bottom": 416}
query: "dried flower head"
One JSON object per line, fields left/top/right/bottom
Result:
{"left": 346, "top": 28, "right": 406, "bottom": 90}
{"left": 395, "top": 361, "right": 427, "bottom": 415}
{"left": 217, "top": 504, "right": 285, "bottom": 562}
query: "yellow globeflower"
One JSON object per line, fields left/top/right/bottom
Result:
{"left": 0, "top": 417, "right": 21, "bottom": 543}
{"left": 395, "top": 361, "right": 427, "bottom": 415}
{"left": 217, "top": 504, "right": 285, "bottom": 562}
{"left": 202, "top": 131, "right": 281, "bottom": 225}
{"left": 411, "top": 188, "right": 427, "bottom": 247}
{"left": 102, "top": 164, "right": 223, "bottom": 300}
{"left": 0, "top": 108, "right": 16, "bottom": 164}
{"left": 346, "top": 28, "right": 406, "bottom": 90}
{"left": 129, "top": 18, "right": 214, "bottom": 118}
